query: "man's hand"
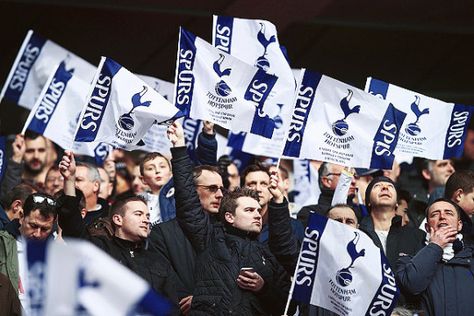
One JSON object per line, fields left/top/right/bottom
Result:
{"left": 11, "top": 134, "right": 25, "bottom": 163}
{"left": 167, "top": 121, "right": 185, "bottom": 147}
{"left": 179, "top": 295, "right": 193, "bottom": 315}
{"left": 268, "top": 172, "right": 284, "bottom": 204}
{"left": 236, "top": 270, "right": 265, "bottom": 292}
{"left": 429, "top": 226, "right": 458, "bottom": 249}
{"left": 59, "top": 150, "right": 76, "bottom": 181}
{"left": 202, "top": 121, "right": 215, "bottom": 135}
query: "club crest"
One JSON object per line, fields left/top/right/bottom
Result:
{"left": 335, "top": 232, "right": 366, "bottom": 287}
{"left": 331, "top": 89, "right": 361, "bottom": 136}
{"left": 213, "top": 54, "right": 232, "bottom": 97}
{"left": 255, "top": 23, "right": 276, "bottom": 71}
{"left": 405, "top": 95, "right": 429, "bottom": 136}
{"left": 118, "top": 86, "right": 152, "bottom": 131}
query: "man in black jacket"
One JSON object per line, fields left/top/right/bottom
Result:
{"left": 396, "top": 198, "right": 474, "bottom": 315}
{"left": 167, "top": 122, "right": 291, "bottom": 315}
{"left": 58, "top": 151, "right": 182, "bottom": 307}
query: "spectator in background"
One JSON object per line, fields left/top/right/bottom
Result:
{"left": 97, "top": 167, "right": 113, "bottom": 202}
{"left": 217, "top": 155, "right": 240, "bottom": 190}
{"left": 44, "top": 166, "right": 64, "bottom": 196}
{"left": 395, "top": 189, "right": 411, "bottom": 227}
{"left": 418, "top": 159, "right": 455, "bottom": 202}
{"left": 0, "top": 183, "right": 36, "bottom": 230}
{"left": 327, "top": 204, "right": 359, "bottom": 228}
{"left": 131, "top": 164, "right": 149, "bottom": 195}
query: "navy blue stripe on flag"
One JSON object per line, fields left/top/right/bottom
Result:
{"left": 136, "top": 289, "right": 173, "bottom": 315}
{"left": 28, "top": 63, "right": 72, "bottom": 135}
{"left": 365, "top": 251, "right": 399, "bottom": 316}
{"left": 283, "top": 70, "right": 321, "bottom": 157}
{"left": 75, "top": 57, "right": 119, "bottom": 142}
{"left": 175, "top": 28, "right": 196, "bottom": 116}
{"left": 443, "top": 103, "right": 474, "bottom": 159}
{"left": 292, "top": 212, "right": 328, "bottom": 304}
{"left": 4, "top": 32, "right": 46, "bottom": 104}
{"left": 214, "top": 16, "right": 234, "bottom": 54}
{"left": 26, "top": 240, "right": 49, "bottom": 315}
{"left": 366, "top": 77, "right": 389, "bottom": 99}
{"left": 182, "top": 117, "right": 201, "bottom": 163}
{"left": 369, "top": 103, "right": 406, "bottom": 169}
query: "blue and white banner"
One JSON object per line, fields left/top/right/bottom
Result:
{"left": 291, "top": 159, "right": 320, "bottom": 211}
{"left": 175, "top": 27, "right": 278, "bottom": 139}
{"left": 283, "top": 70, "right": 407, "bottom": 169}
{"left": 20, "top": 62, "right": 112, "bottom": 166}
{"left": 0, "top": 136, "right": 6, "bottom": 183}
{"left": 26, "top": 239, "right": 171, "bottom": 316}
{"left": 212, "top": 16, "right": 297, "bottom": 156}
{"left": 366, "top": 77, "right": 474, "bottom": 161}
{"left": 0, "top": 30, "right": 96, "bottom": 109}
{"left": 332, "top": 169, "right": 354, "bottom": 205}
{"left": 292, "top": 213, "right": 399, "bottom": 315}
{"left": 75, "top": 57, "right": 183, "bottom": 150}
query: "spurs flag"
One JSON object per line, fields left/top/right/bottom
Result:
{"left": 0, "top": 30, "right": 95, "bottom": 109}
{"left": 283, "top": 69, "right": 407, "bottom": 169}
{"left": 366, "top": 77, "right": 474, "bottom": 161}
{"left": 21, "top": 63, "right": 112, "bottom": 165}
{"left": 291, "top": 213, "right": 399, "bottom": 315}
{"left": 26, "top": 239, "right": 172, "bottom": 316}
{"left": 292, "top": 159, "right": 321, "bottom": 211}
{"left": 213, "top": 16, "right": 296, "bottom": 156}
{"left": 74, "top": 57, "right": 183, "bottom": 150}
{"left": 175, "top": 27, "right": 278, "bottom": 139}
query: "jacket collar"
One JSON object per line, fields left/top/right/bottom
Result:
{"left": 224, "top": 224, "right": 259, "bottom": 240}
{"left": 113, "top": 236, "right": 147, "bottom": 250}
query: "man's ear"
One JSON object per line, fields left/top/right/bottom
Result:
{"left": 93, "top": 180, "right": 100, "bottom": 194}
{"left": 224, "top": 212, "right": 234, "bottom": 225}
{"left": 11, "top": 200, "right": 22, "bottom": 214}
{"left": 457, "top": 219, "right": 463, "bottom": 233}
{"left": 453, "top": 189, "right": 464, "bottom": 203}
{"left": 112, "top": 214, "right": 123, "bottom": 227}
{"left": 321, "top": 176, "right": 331, "bottom": 189}
{"left": 421, "top": 169, "right": 431, "bottom": 181}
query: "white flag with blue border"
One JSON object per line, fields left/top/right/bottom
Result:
{"left": 175, "top": 27, "right": 278, "bottom": 139}
{"left": 21, "top": 62, "right": 112, "bottom": 165}
{"left": 365, "top": 77, "right": 474, "bottom": 161}
{"left": 213, "top": 15, "right": 296, "bottom": 156}
{"left": 292, "top": 212, "right": 399, "bottom": 315}
{"left": 74, "top": 57, "right": 183, "bottom": 150}
{"left": 0, "top": 30, "right": 96, "bottom": 109}
{"left": 292, "top": 159, "right": 321, "bottom": 212}
{"left": 283, "top": 69, "right": 406, "bottom": 169}
{"left": 26, "top": 239, "right": 172, "bottom": 316}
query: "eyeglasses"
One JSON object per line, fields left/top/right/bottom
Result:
{"left": 325, "top": 173, "right": 341, "bottom": 177}
{"left": 196, "top": 185, "right": 225, "bottom": 193}
{"left": 32, "top": 194, "right": 57, "bottom": 206}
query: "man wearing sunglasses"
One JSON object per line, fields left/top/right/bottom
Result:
{"left": 0, "top": 192, "right": 57, "bottom": 312}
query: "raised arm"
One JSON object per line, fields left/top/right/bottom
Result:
{"left": 168, "top": 121, "right": 213, "bottom": 253}
{"left": 196, "top": 121, "right": 217, "bottom": 166}
{"left": 0, "top": 135, "right": 25, "bottom": 197}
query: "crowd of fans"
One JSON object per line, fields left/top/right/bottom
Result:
{"left": 1, "top": 120, "right": 474, "bottom": 315}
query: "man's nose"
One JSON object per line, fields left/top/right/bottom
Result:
{"left": 215, "top": 188, "right": 224, "bottom": 198}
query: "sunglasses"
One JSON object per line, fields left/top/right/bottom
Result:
{"left": 32, "top": 194, "right": 57, "bottom": 206}
{"left": 196, "top": 185, "right": 225, "bottom": 193}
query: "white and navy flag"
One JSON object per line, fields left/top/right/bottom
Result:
{"left": 213, "top": 15, "right": 297, "bottom": 157}
{"left": 26, "top": 239, "right": 172, "bottom": 316}
{"left": 175, "top": 27, "right": 278, "bottom": 139}
{"left": 291, "top": 212, "right": 399, "bottom": 315}
{"left": 291, "top": 159, "right": 321, "bottom": 211}
{"left": 0, "top": 30, "right": 96, "bottom": 109}
{"left": 21, "top": 62, "right": 111, "bottom": 165}
{"left": 366, "top": 77, "right": 474, "bottom": 161}
{"left": 283, "top": 69, "right": 407, "bottom": 169}
{"left": 75, "top": 57, "right": 183, "bottom": 150}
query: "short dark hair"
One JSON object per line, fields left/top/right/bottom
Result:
{"left": 139, "top": 152, "right": 170, "bottom": 175}
{"left": 445, "top": 171, "right": 474, "bottom": 199}
{"left": 425, "top": 198, "right": 462, "bottom": 219}
{"left": 219, "top": 187, "right": 259, "bottom": 222}
{"left": 193, "top": 165, "right": 221, "bottom": 184}
{"left": 0, "top": 183, "right": 36, "bottom": 210}
{"left": 23, "top": 193, "right": 58, "bottom": 219}
{"left": 240, "top": 162, "right": 270, "bottom": 187}
{"left": 275, "top": 165, "right": 289, "bottom": 181}
{"left": 110, "top": 195, "right": 147, "bottom": 218}
{"left": 24, "top": 130, "right": 44, "bottom": 141}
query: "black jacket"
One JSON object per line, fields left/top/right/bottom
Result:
{"left": 172, "top": 146, "right": 290, "bottom": 315}
{"left": 297, "top": 188, "right": 334, "bottom": 227}
{"left": 460, "top": 210, "right": 474, "bottom": 246}
{"left": 396, "top": 243, "right": 474, "bottom": 316}
{"left": 58, "top": 195, "right": 183, "bottom": 306}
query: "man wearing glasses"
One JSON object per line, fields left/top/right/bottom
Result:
{"left": 0, "top": 192, "right": 57, "bottom": 312}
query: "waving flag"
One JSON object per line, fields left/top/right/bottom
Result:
{"left": 175, "top": 27, "right": 278, "bottom": 139}
{"left": 283, "top": 69, "right": 406, "bottom": 169}
{"left": 74, "top": 57, "right": 183, "bottom": 150}
{"left": 366, "top": 77, "right": 474, "bottom": 161}
{"left": 291, "top": 213, "right": 399, "bottom": 315}
{"left": 212, "top": 16, "right": 296, "bottom": 156}
{"left": 0, "top": 30, "right": 95, "bottom": 109}
{"left": 291, "top": 159, "right": 321, "bottom": 214}
{"left": 26, "top": 239, "right": 172, "bottom": 316}
{"left": 20, "top": 63, "right": 111, "bottom": 165}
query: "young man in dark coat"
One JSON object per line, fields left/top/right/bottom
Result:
{"left": 167, "top": 122, "right": 291, "bottom": 315}
{"left": 396, "top": 198, "right": 474, "bottom": 316}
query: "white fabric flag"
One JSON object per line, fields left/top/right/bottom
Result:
{"left": 213, "top": 15, "right": 296, "bottom": 156}
{"left": 74, "top": 57, "right": 183, "bottom": 150}
{"left": 26, "top": 239, "right": 172, "bottom": 316}
{"left": 0, "top": 30, "right": 95, "bottom": 109}
{"left": 174, "top": 27, "right": 278, "bottom": 139}
{"left": 291, "top": 213, "right": 399, "bottom": 315}
{"left": 283, "top": 69, "right": 407, "bottom": 169}
{"left": 292, "top": 159, "right": 321, "bottom": 212}
{"left": 21, "top": 62, "right": 112, "bottom": 164}
{"left": 365, "top": 77, "right": 474, "bottom": 161}
{"left": 331, "top": 169, "right": 354, "bottom": 205}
